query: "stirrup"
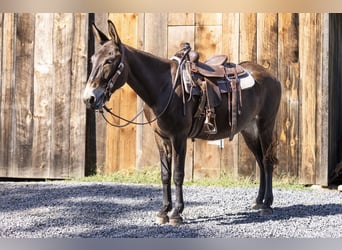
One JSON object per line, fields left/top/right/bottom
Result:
{"left": 204, "top": 116, "right": 217, "bottom": 134}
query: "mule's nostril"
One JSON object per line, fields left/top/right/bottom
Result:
{"left": 89, "top": 96, "right": 96, "bottom": 104}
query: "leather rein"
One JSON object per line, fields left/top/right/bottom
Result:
{"left": 100, "top": 44, "right": 190, "bottom": 128}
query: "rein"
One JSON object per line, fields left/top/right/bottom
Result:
{"left": 100, "top": 44, "right": 190, "bottom": 128}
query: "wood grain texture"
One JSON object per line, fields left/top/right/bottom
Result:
{"left": 69, "top": 13, "right": 88, "bottom": 177}
{"left": 0, "top": 13, "right": 337, "bottom": 184}
{"left": 0, "top": 13, "right": 15, "bottom": 176}
{"left": 13, "top": 13, "right": 35, "bottom": 177}
{"left": 238, "top": 13, "right": 257, "bottom": 178}
{"left": 277, "top": 13, "right": 300, "bottom": 180}
{"left": 298, "top": 13, "right": 321, "bottom": 184}
{"left": 0, "top": 13, "right": 87, "bottom": 178}
{"left": 32, "top": 13, "right": 54, "bottom": 177}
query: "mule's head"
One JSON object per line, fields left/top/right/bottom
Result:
{"left": 83, "top": 20, "right": 127, "bottom": 110}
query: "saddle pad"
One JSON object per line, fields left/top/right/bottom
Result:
{"left": 217, "top": 72, "right": 255, "bottom": 93}
{"left": 184, "top": 71, "right": 255, "bottom": 96}
{"left": 238, "top": 71, "right": 255, "bottom": 89}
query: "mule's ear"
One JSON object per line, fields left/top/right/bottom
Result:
{"left": 107, "top": 20, "right": 121, "bottom": 45}
{"left": 92, "top": 23, "right": 109, "bottom": 45}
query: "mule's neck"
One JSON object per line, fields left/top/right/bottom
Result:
{"left": 123, "top": 45, "right": 177, "bottom": 107}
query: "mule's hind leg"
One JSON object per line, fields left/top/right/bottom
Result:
{"left": 257, "top": 118, "right": 278, "bottom": 215}
{"left": 154, "top": 134, "right": 173, "bottom": 224}
{"left": 240, "top": 123, "right": 267, "bottom": 211}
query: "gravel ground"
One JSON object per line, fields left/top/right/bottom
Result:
{"left": 0, "top": 181, "right": 341, "bottom": 238}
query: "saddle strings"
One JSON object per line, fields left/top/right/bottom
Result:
{"left": 101, "top": 44, "right": 189, "bottom": 128}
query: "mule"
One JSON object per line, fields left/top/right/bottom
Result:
{"left": 83, "top": 20, "right": 282, "bottom": 225}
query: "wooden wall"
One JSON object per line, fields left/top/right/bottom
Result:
{"left": 102, "top": 13, "right": 332, "bottom": 185}
{"left": 0, "top": 13, "right": 338, "bottom": 185}
{"left": 0, "top": 13, "right": 88, "bottom": 178}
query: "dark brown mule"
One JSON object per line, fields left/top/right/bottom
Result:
{"left": 83, "top": 21, "right": 282, "bottom": 225}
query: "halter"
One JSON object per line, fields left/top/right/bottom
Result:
{"left": 100, "top": 44, "right": 190, "bottom": 127}
{"left": 103, "top": 43, "right": 125, "bottom": 101}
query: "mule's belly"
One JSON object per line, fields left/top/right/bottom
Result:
{"left": 193, "top": 89, "right": 260, "bottom": 141}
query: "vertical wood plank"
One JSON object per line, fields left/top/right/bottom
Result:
{"left": 299, "top": 13, "right": 320, "bottom": 184}
{"left": 239, "top": 13, "right": 257, "bottom": 62}
{"left": 238, "top": 13, "right": 258, "bottom": 178}
{"left": 0, "top": 13, "right": 15, "bottom": 176}
{"left": 277, "top": 13, "right": 300, "bottom": 180}
{"left": 135, "top": 13, "right": 145, "bottom": 171}
{"left": 195, "top": 25, "right": 222, "bottom": 59}
{"left": 139, "top": 13, "right": 168, "bottom": 169}
{"left": 14, "top": 13, "right": 35, "bottom": 177}
{"left": 257, "top": 13, "right": 279, "bottom": 180}
{"left": 107, "top": 13, "right": 139, "bottom": 172}
{"left": 0, "top": 13, "right": 3, "bottom": 175}
{"left": 32, "top": 13, "right": 54, "bottom": 177}
{"left": 88, "top": 14, "right": 108, "bottom": 174}
{"left": 52, "top": 13, "right": 73, "bottom": 177}
{"left": 69, "top": 13, "right": 88, "bottom": 177}
{"left": 194, "top": 13, "right": 222, "bottom": 58}
{"left": 257, "top": 13, "right": 278, "bottom": 75}
{"left": 144, "top": 13, "right": 168, "bottom": 57}
{"left": 166, "top": 13, "right": 196, "bottom": 180}
{"left": 193, "top": 140, "right": 222, "bottom": 179}
{"left": 167, "top": 25, "right": 195, "bottom": 58}
{"left": 222, "top": 13, "right": 240, "bottom": 61}
{"left": 316, "top": 13, "right": 329, "bottom": 185}
{"left": 192, "top": 14, "right": 223, "bottom": 179}
{"left": 221, "top": 13, "right": 240, "bottom": 178}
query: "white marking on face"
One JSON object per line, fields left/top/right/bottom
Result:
{"left": 83, "top": 84, "right": 105, "bottom": 109}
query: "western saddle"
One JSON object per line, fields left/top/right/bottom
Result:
{"left": 172, "top": 43, "right": 246, "bottom": 139}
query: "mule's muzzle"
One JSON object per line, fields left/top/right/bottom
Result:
{"left": 83, "top": 86, "right": 105, "bottom": 110}
{"left": 83, "top": 95, "right": 96, "bottom": 109}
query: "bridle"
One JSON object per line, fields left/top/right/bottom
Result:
{"left": 99, "top": 43, "right": 190, "bottom": 128}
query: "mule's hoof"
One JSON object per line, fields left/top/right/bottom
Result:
{"left": 169, "top": 216, "right": 183, "bottom": 226}
{"left": 251, "top": 203, "right": 264, "bottom": 210}
{"left": 156, "top": 215, "right": 169, "bottom": 224}
{"left": 260, "top": 207, "right": 273, "bottom": 215}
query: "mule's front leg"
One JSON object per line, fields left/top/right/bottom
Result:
{"left": 155, "top": 136, "right": 173, "bottom": 224}
{"left": 169, "top": 137, "right": 187, "bottom": 226}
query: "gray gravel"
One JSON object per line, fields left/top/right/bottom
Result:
{"left": 0, "top": 181, "right": 341, "bottom": 238}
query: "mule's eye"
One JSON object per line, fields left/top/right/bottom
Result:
{"left": 104, "top": 58, "right": 114, "bottom": 65}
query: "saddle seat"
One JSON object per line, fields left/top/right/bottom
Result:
{"left": 188, "top": 50, "right": 247, "bottom": 79}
